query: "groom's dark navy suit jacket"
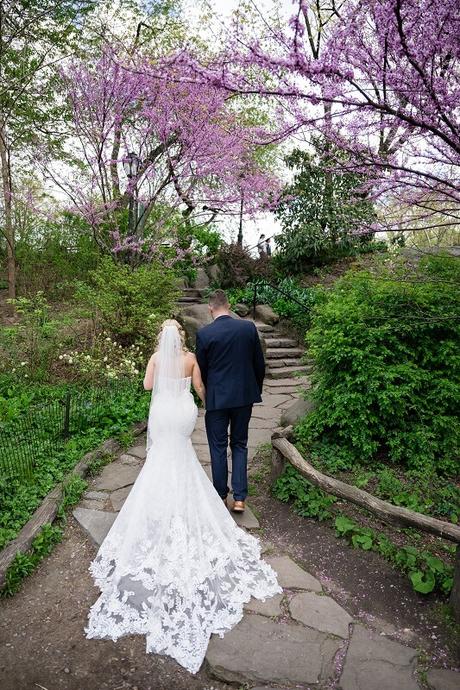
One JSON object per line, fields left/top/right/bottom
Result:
{"left": 196, "top": 315, "right": 265, "bottom": 411}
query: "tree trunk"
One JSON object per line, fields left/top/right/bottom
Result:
{"left": 271, "top": 435, "right": 460, "bottom": 543}
{"left": 0, "top": 125, "right": 15, "bottom": 302}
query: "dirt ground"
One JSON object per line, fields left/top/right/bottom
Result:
{"left": 1, "top": 463, "right": 458, "bottom": 690}
{"left": 250, "top": 490, "right": 460, "bottom": 668}
{"left": 0, "top": 516, "right": 233, "bottom": 690}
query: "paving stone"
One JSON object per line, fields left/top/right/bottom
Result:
{"left": 266, "top": 555, "right": 322, "bottom": 591}
{"left": 339, "top": 625, "right": 419, "bottom": 690}
{"left": 83, "top": 490, "right": 108, "bottom": 501}
{"left": 249, "top": 416, "right": 277, "bottom": 429}
{"left": 73, "top": 508, "right": 116, "bottom": 547}
{"left": 119, "top": 453, "right": 143, "bottom": 466}
{"left": 230, "top": 503, "right": 260, "bottom": 529}
{"left": 251, "top": 687, "right": 290, "bottom": 690}
{"left": 251, "top": 405, "right": 282, "bottom": 421}
{"left": 126, "top": 444, "right": 146, "bottom": 459}
{"left": 289, "top": 591, "right": 353, "bottom": 639}
{"left": 265, "top": 376, "right": 305, "bottom": 386}
{"left": 260, "top": 394, "right": 294, "bottom": 407}
{"left": 206, "top": 614, "right": 341, "bottom": 685}
{"left": 91, "top": 463, "right": 140, "bottom": 492}
{"left": 110, "top": 485, "right": 132, "bottom": 511}
{"left": 427, "top": 668, "right": 460, "bottom": 690}
{"left": 80, "top": 499, "right": 108, "bottom": 511}
{"left": 192, "top": 430, "right": 209, "bottom": 444}
{"left": 248, "top": 428, "right": 273, "bottom": 446}
{"left": 244, "top": 593, "right": 283, "bottom": 617}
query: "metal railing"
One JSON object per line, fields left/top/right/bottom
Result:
{"left": 251, "top": 278, "right": 312, "bottom": 319}
{"left": 0, "top": 379, "right": 141, "bottom": 482}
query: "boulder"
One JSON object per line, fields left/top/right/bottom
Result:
{"left": 280, "top": 395, "right": 316, "bottom": 427}
{"left": 194, "top": 267, "right": 209, "bottom": 289}
{"left": 179, "top": 303, "right": 240, "bottom": 347}
{"left": 206, "top": 263, "right": 220, "bottom": 283}
{"left": 234, "top": 303, "right": 250, "bottom": 317}
{"left": 255, "top": 304, "right": 279, "bottom": 325}
{"left": 181, "top": 315, "right": 206, "bottom": 347}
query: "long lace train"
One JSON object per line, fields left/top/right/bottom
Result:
{"left": 85, "top": 381, "right": 281, "bottom": 673}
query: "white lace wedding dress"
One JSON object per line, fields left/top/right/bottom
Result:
{"left": 85, "top": 324, "right": 281, "bottom": 674}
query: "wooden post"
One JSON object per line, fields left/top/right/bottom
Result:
{"left": 271, "top": 447, "right": 286, "bottom": 482}
{"left": 450, "top": 546, "right": 460, "bottom": 622}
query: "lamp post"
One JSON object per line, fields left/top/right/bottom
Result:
{"left": 237, "top": 192, "right": 244, "bottom": 246}
{"left": 123, "top": 151, "right": 140, "bottom": 235}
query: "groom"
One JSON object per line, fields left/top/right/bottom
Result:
{"left": 196, "top": 289, "right": 265, "bottom": 513}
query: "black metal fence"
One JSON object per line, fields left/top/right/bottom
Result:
{"left": 0, "top": 380, "right": 141, "bottom": 482}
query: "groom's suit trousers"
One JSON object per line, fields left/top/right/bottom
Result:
{"left": 205, "top": 405, "right": 253, "bottom": 501}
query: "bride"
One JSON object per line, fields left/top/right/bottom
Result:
{"left": 85, "top": 319, "right": 281, "bottom": 673}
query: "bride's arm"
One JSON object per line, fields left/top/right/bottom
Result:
{"left": 191, "top": 355, "right": 206, "bottom": 404}
{"left": 143, "top": 354, "right": 156, "bottom": 390}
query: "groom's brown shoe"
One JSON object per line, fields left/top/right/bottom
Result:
{"left": 222, "top": 496, "right": 228, "bottom": 508}
{"left": 231, "top": 500, "right": 245, "bottom": 513}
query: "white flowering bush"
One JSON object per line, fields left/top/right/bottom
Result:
{"left": 58, "top": 334, "right": 145, "bottom": 383}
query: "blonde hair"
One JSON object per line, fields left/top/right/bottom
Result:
{"left": 156, "top": 319, "right": 188, "bottom": 352}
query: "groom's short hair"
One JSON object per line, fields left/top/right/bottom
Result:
{"left": 209, "top": 289, "right": 229, "bottom": 309}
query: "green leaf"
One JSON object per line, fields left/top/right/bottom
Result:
{"left": 409, "top": 569, "right": 436, "bottom": 594}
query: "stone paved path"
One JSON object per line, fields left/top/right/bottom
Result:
{"left": 72, "top": 322, "right": 457, "bottom": 689}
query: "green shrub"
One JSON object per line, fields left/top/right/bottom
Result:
{"left": 214, "top": 243, "right": 273, "bottom": 288}
{"left": 296, "top": 254, "right": 460, "bottom": 475}
{"left": 227, "top": 277, "right": 320, "bottom": 332}
{"left": 0, "top": 292, "right": 76, "bottom": 382}
{"left": 75, "top": 256, "right": 180, "bottom": 345}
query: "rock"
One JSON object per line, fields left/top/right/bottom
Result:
{"left": 289, "top": 592, "right": 353, "bottom": 639}
{"left": 194, "top": 267, "right": 209, "bottom": 289}
{"left": 72, "top": 508, "right": 116, "bottom": 547}
{"left": 340, "top": 625, "right": 419, "bottom": 690}
{"left": 233, "top": 303, "right": 249, "bottom": 317}
{"left": 83, "top": 490, "right": 108, "bottom": 501}
{"left": 207, "top": 264, "right": 220, "bottom": 283}
{"left": 230, "top": 503, "right": 260, "bottom": 529}
{"left": 206, "top": 614, "right": 341, "bottom": 686}
{"left": 280, "top": 395, "right": 315, "bottom": 427}
{"left": 110, "top": 485, "right": 132, "bottom": 512}
{"left": 91, "top": 463, "right": 140, "bottom": 492}
{"left": 244, "top": 593, "right": 283, "bottom": 617}
{"left": 265, "top": 556, "right": 322, "bottom": 591}
{"left": 427, "top": 668, "right": 460, "bottom": 690}
{"left": 181, "top": 315, "right": 203, "bottom": 346}
{"left": 255, "top": 304, "right": 279, "bottom": 325}
{"left": 119, "top": 453, "right": 142, "bottom": 466}
{"left": 126, "top": 444, "right": 146, "bottom": 459}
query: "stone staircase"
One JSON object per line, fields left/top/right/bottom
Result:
{"left": 176, "top": 287, "right": 204, "bottom": 306}
{"left": 176, "top": 287, "right": 313, "bottom": 380}
{"left": 256, "top": 322, "right": 313, "bottom": 379}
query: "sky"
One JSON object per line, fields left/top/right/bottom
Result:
{"left": 183, "top": 0, "right": 296, "bottom": 253}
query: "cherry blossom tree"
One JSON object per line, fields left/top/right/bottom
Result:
{"left": 196, "top": 0, "right": 459, "bottom": 237}
{"left": 44, "top": 48, "right": 281, "bottom": 264}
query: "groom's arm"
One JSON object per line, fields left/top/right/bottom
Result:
{"left": 252, "top": 324, "right": 265, "bottom": 393}
{"left": 196, "top": 330, "right": 208, "bottom": 386}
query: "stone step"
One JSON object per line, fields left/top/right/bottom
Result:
{"left": 268, "top": 358, "right": 305, "bottom": 368}
{"left": 264, "top": 338, "right": 298, "bottom": 348}
{"left": 182, "top": 288, "right": 203, "bottom": 297}
{"left": 256, "top": 323, "right": 275, "bottom": 333}
{"left": 267, "top": 365, "right": 313, "bottom": 379}
{"left": 266, "top": 347, "right": 304, "bottom": 359}
{"left": 177, "top": 296, "right": 202, "bottom": 304}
